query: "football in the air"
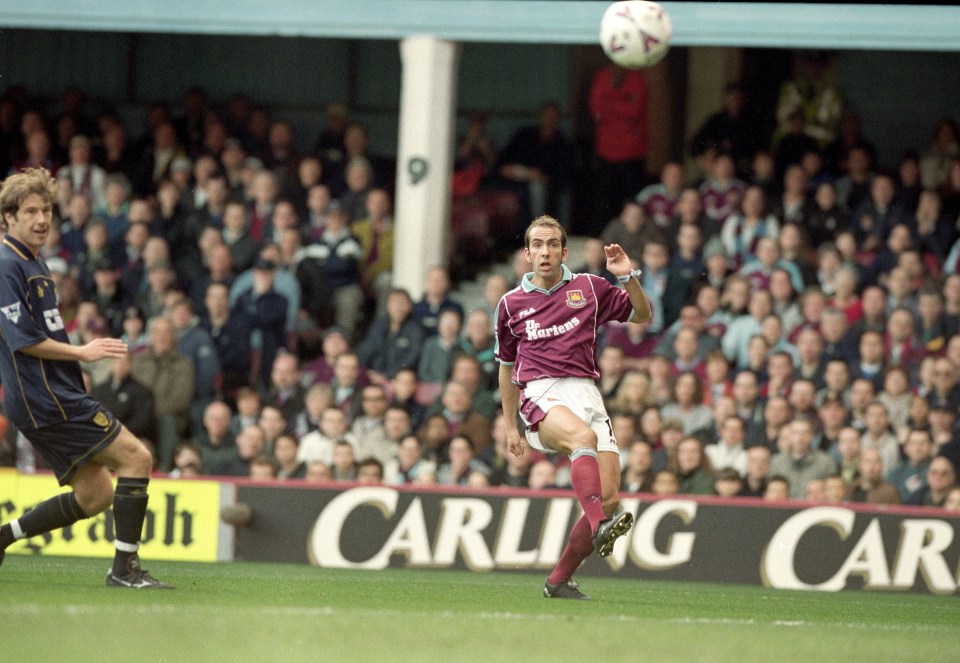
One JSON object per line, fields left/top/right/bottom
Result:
{"left": 599, "top": 1, "right": 672, "bottom": 69}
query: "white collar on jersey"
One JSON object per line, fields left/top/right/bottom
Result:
{"left": 521, "top": 264, "right": 573, "bottom": 294}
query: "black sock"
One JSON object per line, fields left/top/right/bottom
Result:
{"left": 0, "top": 524, "right": 13, "bottom": 550}
{"left": 112, "top": 477, "right": 150, "bottom": 575}
{"left": 15, "top": 492, "right": 87, "bottom": 542}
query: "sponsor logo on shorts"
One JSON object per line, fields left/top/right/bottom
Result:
{"left": 1, "top": 302, "right": 21, "bottom": 323}
{"left": 565, "top": 290, "right": 586, "bottom": 309}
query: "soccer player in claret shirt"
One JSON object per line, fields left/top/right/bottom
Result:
{"left": 496, "top": 215, "right": 652, "bottom": 599}
{"left": 0, "top": 168, "right": 171, "bottom": 589}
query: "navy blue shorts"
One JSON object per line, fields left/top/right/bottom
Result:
{"left": 22, "top": 407, "right": 122, "bottom": 486}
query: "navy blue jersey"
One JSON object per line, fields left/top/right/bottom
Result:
{"left": 0, "top": 235, "right": 89, "bottom": 429}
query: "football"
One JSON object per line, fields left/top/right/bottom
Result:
{"left": 599, "top": 1, "right": 672, "bottom": 69}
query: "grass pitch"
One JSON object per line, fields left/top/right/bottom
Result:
{"left": 2, "top": 556, "right": 958, "bottom": 663}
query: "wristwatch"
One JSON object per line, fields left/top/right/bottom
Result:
{"left": 618, "top": 268, "right": 643, "bottom": 284}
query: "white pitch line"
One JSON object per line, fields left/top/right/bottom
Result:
{"left": 0, "top": 603, "right": 955, "bottom": 633}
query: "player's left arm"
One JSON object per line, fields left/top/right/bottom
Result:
{"left": 20, "top": 337, "right": 129, "bottom": 363}
{"left": 603, "top": 243, "right": 652, "bottom": 324}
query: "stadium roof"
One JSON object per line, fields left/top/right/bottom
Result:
{"left": 5, "top": 1, "right": 960, "bottom": 52}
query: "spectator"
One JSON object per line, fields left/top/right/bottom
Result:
{"left": 351, "top": 188, "right": 394, "bottom": 311}
{"left": 385, "top": 435, "right": 436, "bottom": 485}
{"left": 804, "top": 478, "right": 827, "bottom": 503}
{"left": 417, "top": 380, "right": 492, "bottom": 456}
{"left": 131, "top": 316, "right": 195, "bottom": 471}
{"left": 652, "top": 469, "right": 680, "bottom": 496}
{"left": 169, "top": 296, "right": 221, "bottom": 419}
{"left": 851, "top": 173, "right": 906, "bottom": 253}
{"left": 705, "top": 415, "right": 749, "bottom": 476}
{"left": 770, "top": 417, "right": 838, "bottom": 499}
{"left": 638, "top": 237, "right": 687, "bottom": 333}
{"left": 606, "top": 370, "right": 653, "bottom": 419}
{"left": 292, "top": 384, "right": 333, "bottom": 440}
{"left": 357, "top": 288, "right": 424, "bottom": 384}
{"left": 356, "top": 457, "right": 385, "bottom": 484}
{"left": 597, "top": 344, "right": 627, "bottom": 401}
{"left": 261, "top": 351, "right": 306, "bottom": 423}
{"left": 338, "top": 156, "right": 374, "bottom": 222}
{"left": 193, "top": 400, "right": 236, "bottom": 476}
{"left": 417, "top": 309, "right": 462, "bottom": 384}
{"left": 413, "top": 265, "right": 464, "bottom": 337}
{"left": 274, "top": 433, "right": 306, "bottom": 480}
{"left": 479, "top": 273, "right": 510, "bottom": 328}
{"left": 495, "top": 103, "right": 574, "bottom": 227}
{"left": 771, "top": 165, "right": 815, "bottom": 227}
{"left": 220, "top": 199, "right": 258, "bottom": 272}
{"left": 720, "top": 184, "right": 780, "bottom": 269}
{"left": 301, "top": 326, "right": 356, "bottom": 387}
{"left": 572, "top": 238, "right": 617, "bottom": 287}
{"left": 135, "top": 120, "right": 185, "bottom": 196}
{"left": 738, "top": 445, "right": 771, "bottom": 497}
{"left": 661, "top": 371, "right": 714, "bottom": 437}
{"left": 201, "top": 282, "right": 252, "bottom": 394}
{"left": 350, "top": 384, "right": 392, "bottom": 465}
{"left": 807, "top": 474, "right": 850, "bottom": 504}
{"left": 723, "top": 288, "right": 773, "bottom": 370}
{"left": 671, "top": 436, "right": 715, "bottom": 495}
{"left": 620, "top": 439, "right": 654, "bottom": 493}
{"left": 293, "top": 201, "right": 364, "bottom": 336}
{"left": 849, "top": 449, "right": 901, "bottom": 505}
{"left": 298, "top": 407, "right": 355, "bottom": 466}
{"left": 714, "top": 468, "right": 744, "bottom": 498}
{"left": 330, "top": 352, "right": 364, "bottom": 418}
{"left": 58, "top": 134, "right": 108, "bottom": 211}
{"left": 437, "top": 435, "right": 489, "bottom": 486}
{"left": 188, "top": 242, "right": 236, "bottom": 319}
{"left": 89, "top": 353, "right": 155, "bottom": 443}
{"left": 387, "top": 368, "right": 426, "bottom": 430}
{"left": 919, "top": 118, "right": 960, "bottom": 191}
{"left": 851, "top": 331, "right": 886, "bottom": 392}
{"left": 700, "top": 152, "right": 746, "bottom": 228}
{"left": 304, "top": 460, "right": 333, "bottom": 483}
{"left": 331, "top": 439, "right": 358, "bottom": 481}
{"left": 763, "top": 475, "right": 791, "bottom": 502}
{"left": 599, "top": 199, "right": 662, "bottom": 265}
{"left": 906, "top": 456, "right": 957, "bottom": 507}
{"left": 669, "top": 187, "right": 721, "bottom": 248}
{"left": 807, "top": 181, "right": 850, "bottom": 247}
{"left": 233, "top": 256, "right": 289, "bottom": 387}
{"left": 690, "top": 82, "right": 759, "bottom": 175}
{"left": 169, "top": 442, "right": 203, "bottom": 479}
{"left": 258, "top": 404, "right": 289, "bottom": 453}
{"left": 135, "top": 259, "right": 176, "bottom": 322}
{"left": 887, "top": 428, "right": 934, "bottom": 501}
{"left": 589, "top": 64, "right": 650, "bottom": 228}
{"left": 458, "top": 309, "right": 498, "bottom": 392}
{"left": 219, "top": 423, "right": 267, "bottom": 477}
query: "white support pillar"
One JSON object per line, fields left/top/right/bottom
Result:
{"left": 393, "top": 36, "right": 460, "bottom": 301}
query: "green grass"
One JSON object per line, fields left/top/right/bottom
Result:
{"left": 2, "top": 556, "right": 959, "bottom": 663}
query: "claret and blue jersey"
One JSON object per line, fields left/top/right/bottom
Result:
{"left": 0, "top": 235, "right": 90, "bottom": 429}
{"left": 494, "top": 264, "right": 635, "bottom": 385}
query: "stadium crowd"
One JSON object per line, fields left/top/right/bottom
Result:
{"left": 2, "top": 60, "right": 960, "bottom": 512}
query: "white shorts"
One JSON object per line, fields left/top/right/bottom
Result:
{"left": 519, "top": 377, "right": 618, "bottom": 454}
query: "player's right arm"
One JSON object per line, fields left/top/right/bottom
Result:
{"left": 498, "top": 363, "right": 525, "bottom": 459}
{"left": 494, "top": 294, "right": 525, "bottom": 458}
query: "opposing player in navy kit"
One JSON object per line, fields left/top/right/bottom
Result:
{"left": 496, "top": 215, "right": 652, "bottom": 600}
{"left": 0, "top": 168, "right": 171, "bottom": 588}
